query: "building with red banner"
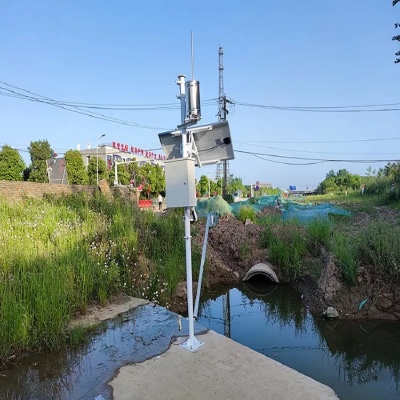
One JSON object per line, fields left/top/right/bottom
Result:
{"left": 79, "top": 141, "right": 166, "bottom": 171}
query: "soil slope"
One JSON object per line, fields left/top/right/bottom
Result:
{"left": 171, "top": 206, "right": 400, "bottom": 321}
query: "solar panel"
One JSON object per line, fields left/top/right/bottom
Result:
{"left": 158, "top": 120, "right": 234, "bottom": 166}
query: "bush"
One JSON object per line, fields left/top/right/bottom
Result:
{"left": 237, "top": 205, "right": 256, "bottom": 223}
{"left": 223, "top": 193, "right": 234, "bottom": 204}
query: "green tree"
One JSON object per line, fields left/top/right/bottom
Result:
{"left": 336, "top": 169, "right": 351, "bottom": 190}
{"left": 260, "top": 187, "right": 280, "bottom": 195}
{"left": 65, "top": 149, "right": 88, "bottom": 184}
{"left": 136, "top": 163, "right": 165, "bottom": 197}
{"left": 318, "top": 169, "right": 362, "bottom": 194}
{"left": 87, "top": 157, "right": 108, "bottom": 185}
{"left": 228, "top": 175, "right": 246, "bottom": 194}
{"left": 326, "top": 170, "right": 336, "bottom": 179}
{"left": 383, "top": 162, "right": 400, "bottom": 178}
{"left": 28, "top": 140, "right": 53, "bottom": 182}
{"left": 215, "top": 179, "right": 223, "bottom": 195}
{"left": 394, "top": 0, "right": 400, "bottom": 63}
{"left": 318, "top": 177, "right": 338, "bottom": 194}
{"left": 0, "top": 145, "right": 26, "bottom": 181}
{"left": 153, "top": 164, "right": 165, "bottom": 194}
{"left": 365, "top": 166, "right": 376, "bottom": 177}
{"left": 197, "top": 175, "right": 209, "bottom": 196}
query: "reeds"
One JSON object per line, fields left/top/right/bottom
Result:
{"left": 0, "top": 194, "right": 198, "bottom": 360}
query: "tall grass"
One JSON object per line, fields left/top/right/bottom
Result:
{"left": 0, "top": 194, "right": 199, "bottom": 361}
{"left": 357, "top": 221, "right": 400, "bottom": 283}
{"left": 260, "top": 206, "right": 400, "bottom": 287}
{"left": 306, "top": 219, "right": 331, "bottom": 256}
{"left": 260, "top": 222, "right": 307, "bottom": 279}
{"left": 331, "top": 231, "right": 358, "bottom": 284}
{"left": 237, "top": 205, "right": 257, "bottom": 223}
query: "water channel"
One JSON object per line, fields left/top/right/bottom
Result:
{"left": 196, "top": 278, "right": 400, "bottom": 400}
{"left": 1, "top": 280, "right": 400, "bottom": 399}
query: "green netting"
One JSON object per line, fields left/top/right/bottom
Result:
{"left": 230, "top": 195, "right": 280, "bottom": 216}
{"left": 196, "top": 195, "right": 351, "bottom": 224}
{"left": 282, "top": 202, "right": 351, "bottom": 224}
{"left": 196, "top": 195, "right": 233, "bottom": 217}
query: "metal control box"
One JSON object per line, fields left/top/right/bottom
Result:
{"left": 164, "top": 158, "right": 197, "bottom": 208}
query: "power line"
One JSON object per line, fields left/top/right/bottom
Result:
{"left": 239, "top": 101, "right": 400, "bottom": 109}
{"left": 0, "top": 86, "right": 170, "bottom": 130}
{"left": 235, "top": 149, "right": 400, "bottom": 163}
{"left": 0, "top": 80, "right": 217, "bottom": 110}
{"left": 233, "top": 100, "right": 400, "bottom": 113}
{"left": 253, "top": 154, "right": 328, "bottom": 166}
{"left": 0, "top": 91, "right": 217, "bottom": 110}
{"left": 236, "top": 137, "right": 400, "bottom": 144}
{"left": 235, "top": 140, "right": 400, "bottom": 155}
{"left": 0, "top": 81, "right": 176, "bottom": 130}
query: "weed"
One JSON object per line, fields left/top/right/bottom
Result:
{"left": 331, "top": 231, "right": 358, "bottom": 284}
{"left": 0, "top": 194, "right": 201, "bottom": 361}
{"left": 237, "top": 205, "right": 256, "bottom": 223}
{"left": 357, "top": 221, "right": 400, "bottom": 283}
{"left": 261, "top": 223, "right": 307, "bottom": 280}
{"left": 67, "top": 326, "right": 88, "bottom": 346}
{"left": 307, "top": 218, "right": 331, "bottom": 256}
{"left": 239, "top": 243, "right": 251, "bottom": 262}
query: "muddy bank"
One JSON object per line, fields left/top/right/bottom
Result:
{"left": 68, "top": 294, "right": 149, "bottom": 329}
{"left": 170, "top": 213, "right": 400, "bottom": 321}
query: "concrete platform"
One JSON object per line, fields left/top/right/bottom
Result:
{"left": 110, "top": 329, "right": 338, "bottom": 400}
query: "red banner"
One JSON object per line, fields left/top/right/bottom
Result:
{"left": 112, "top": 142, "right": 166, "bottom": 160}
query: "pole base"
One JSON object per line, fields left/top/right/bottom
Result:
{"left": 181, "top": 335, "right": 204, "bottom": 351}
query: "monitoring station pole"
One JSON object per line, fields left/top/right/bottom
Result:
{"left": 160, "top": 37, "right": 233, "bottom": 352}
{"left": 177, "top": 75, "right": 203, "bottom": 351}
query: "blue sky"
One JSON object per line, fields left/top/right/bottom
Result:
{"left": 1, "top": 0, "right": 399, "bottom": 189}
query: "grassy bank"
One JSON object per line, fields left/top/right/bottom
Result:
{"left": 258, "top": 193, "right": 400, "bottom": 286}
{"left": 0, "top": 193, "right": 199, "bottom": 361}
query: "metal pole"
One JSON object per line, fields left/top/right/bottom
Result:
{"left": 177, "top": 74, "right": 202, "bottom": 351}
{"left": 208, "top": 171, "right": 211, "bottom": 197}
{"left": 96, "top": 133, "right": 105, "bottom": 185}
{"left": 194, "top": 213, "right": 211, "bottom": 318}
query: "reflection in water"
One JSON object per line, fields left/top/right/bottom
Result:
{"left": 197, "top": 279, "right": 400, "bottom": 400}
{"left": 0, "top": 304, "right": 207, "bottom": 400}
{"left": 318, "top": 319, "right": 400, "bottom": 389}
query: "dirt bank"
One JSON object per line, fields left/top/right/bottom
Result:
{"left": 170, "top": 207, "right": 400, "bottom": 321}
{"left": 68, "top": 294, "right": 149, "bottom": 329}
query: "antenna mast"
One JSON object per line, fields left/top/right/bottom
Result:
{"left": 218, "top": 46, "right": 224, "bottom": 121}
{"left": 217, "top": 46, "right": 229, "bottom": 195}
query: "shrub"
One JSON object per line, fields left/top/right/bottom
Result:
{"left": 223, "top": 193, "right": 234, "bottom": 204}
{"left": 237, "top": 205, "right": 256, "bottom": 223}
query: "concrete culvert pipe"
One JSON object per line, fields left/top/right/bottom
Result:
{"left": 242, "top": 262, "right": 279, "bottom": 283}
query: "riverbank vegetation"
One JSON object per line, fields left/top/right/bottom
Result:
{"left": 258, "top": 192, "right": 400, "bottom": 285}
{"left": 0, "top": 193, "right": 200, "bottom": 361}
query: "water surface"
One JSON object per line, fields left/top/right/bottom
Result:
{"left": 0, "top": 304, "right": 207, "bottom": 400}
{"left": 196, "top": 280, "right": 400, "bottom": 400}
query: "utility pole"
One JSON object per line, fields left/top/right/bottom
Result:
{"left": 218, "top": 46, "right": 229, "bottom": 196}
{"left": 218, "top": 47, "right": 231, "bottom": 339}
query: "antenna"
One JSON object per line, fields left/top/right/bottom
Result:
{"left": 186, "top": 32, "right": 201, "bottom": 123}
{"left": 191, "top": 31, "right": 194, "bottom": 80}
